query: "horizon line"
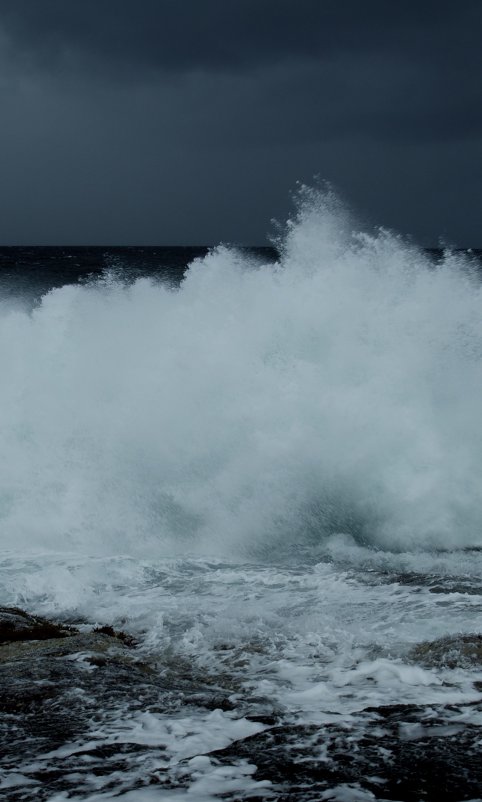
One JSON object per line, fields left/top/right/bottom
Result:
{"left": 0, "top": 244, "right": 481, "bottom": 251}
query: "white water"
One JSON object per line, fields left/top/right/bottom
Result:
{"left": 1, "top": 188, "right": 482, "bottom": 800}
{"left": 1, "top": 187, "right": 482, "bottom": 557}
{"left": 2, "top": 544, "right": 482, "bottom": 800}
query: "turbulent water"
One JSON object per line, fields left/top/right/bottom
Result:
{"left": 1, "top": 188, "right": 482, "bottom": 801}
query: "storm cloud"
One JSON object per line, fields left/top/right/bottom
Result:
{"left": 0, "top": 1, "right": 481, "bottom": 244}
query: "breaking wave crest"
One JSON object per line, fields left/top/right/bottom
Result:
{"left": 1, "top": 187, "right": 482, "bottom": 556}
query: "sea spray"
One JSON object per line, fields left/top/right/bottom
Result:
{"left": 0, "top": 187, "right": 481, "bottom": 556}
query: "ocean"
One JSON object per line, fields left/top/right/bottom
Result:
{"left": 1, "top": 190, "right": 482, "bottom": 801}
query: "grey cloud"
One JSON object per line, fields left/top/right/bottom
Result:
{"left": 0, "top": 0, "right": 480, "bottom": 77}
{"left": 0, "top": 0, "right": 481, "bottom": 145}
{"left": 0, "top": 1, "right": 480, "bottom": 245}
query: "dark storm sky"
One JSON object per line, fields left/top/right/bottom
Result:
{"left": 0, "top": 1, "right": 481, "bottom": 245}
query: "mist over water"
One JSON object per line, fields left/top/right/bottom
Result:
{"left": 1, "top": 187, "right": 482, "bottom": 557}
{"left": 3, "top": 190, "right": 482, "bottom": 801}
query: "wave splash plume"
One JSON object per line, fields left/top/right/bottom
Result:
{"left": 1, "top": 187, "right": 481, "bottom": 556}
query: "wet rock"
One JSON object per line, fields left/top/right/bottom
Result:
{"left": 4, "top": 607, "right": 481, "bottom": 801}
{"left": 410, "top": 633, "right": 482, "bottom": 668}
{"left": 93, "top": 623, "right": 137, "bottom": 647}
{"left": 0, "top": 607, "right": 244, "bottom": 801}
{"left": 0, "top": 606, "right": 72, "bottom": 643}
{"left": 0, "top": 615, "right": 151, "bottom": 734}
{"left": 210, "top": 701, "right": 482, "bottom": 801}
{"left": 0, "top": 609, "right": 158, "bottom": 773}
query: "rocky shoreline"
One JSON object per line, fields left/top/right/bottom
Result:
{"left": 1, "top": 606, "right": 482, "bottom": 801}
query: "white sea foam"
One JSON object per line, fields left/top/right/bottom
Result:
{"left": 2, "top": 545, "right": 482, "bottom": 799}
{"left": 1, "top": 186, "right": 482, "bottom": 560}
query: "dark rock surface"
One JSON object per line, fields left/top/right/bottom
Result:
{"left": 0, "top": 606, "right": 72, "bottom": 643}
{"left": 410, "top": 633, "right": 482, "bottom": 668}
{"left": 1, "top": 607, "right": 482, "bottom": 801}
{"left": 0, "top": 606, "right": 244, "bottom": 800}
{"left": 211, "top": 701, "right": 482, "bottom": 801}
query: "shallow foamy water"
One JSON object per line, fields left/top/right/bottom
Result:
{"left": 1, "top": 188, "right": 482, "bottom": 799}
{"left": 1, "top": 542, "right": 482, "bottom": 800}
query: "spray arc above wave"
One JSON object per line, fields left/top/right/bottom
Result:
{"left": 0, "top": 188, "right": 481, "bottom": 556}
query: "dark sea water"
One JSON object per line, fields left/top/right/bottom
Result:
{"left": 0, "top": 246, "right": 278, "bottom": 306}
{"left": 0, "top": 245, "right": 479, "bottom": 303}
{"left": 1, "top": 192, "right": 482, "bottom": 801}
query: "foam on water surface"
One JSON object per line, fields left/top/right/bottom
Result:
{"left": 1, "top": 188, "right": 482, "bottom": 799}
{"left": 1, "top": 188, "right": 482, "bottom": 556}
{"left": 1, "top": 545, "right": 482, "bottom": 799}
